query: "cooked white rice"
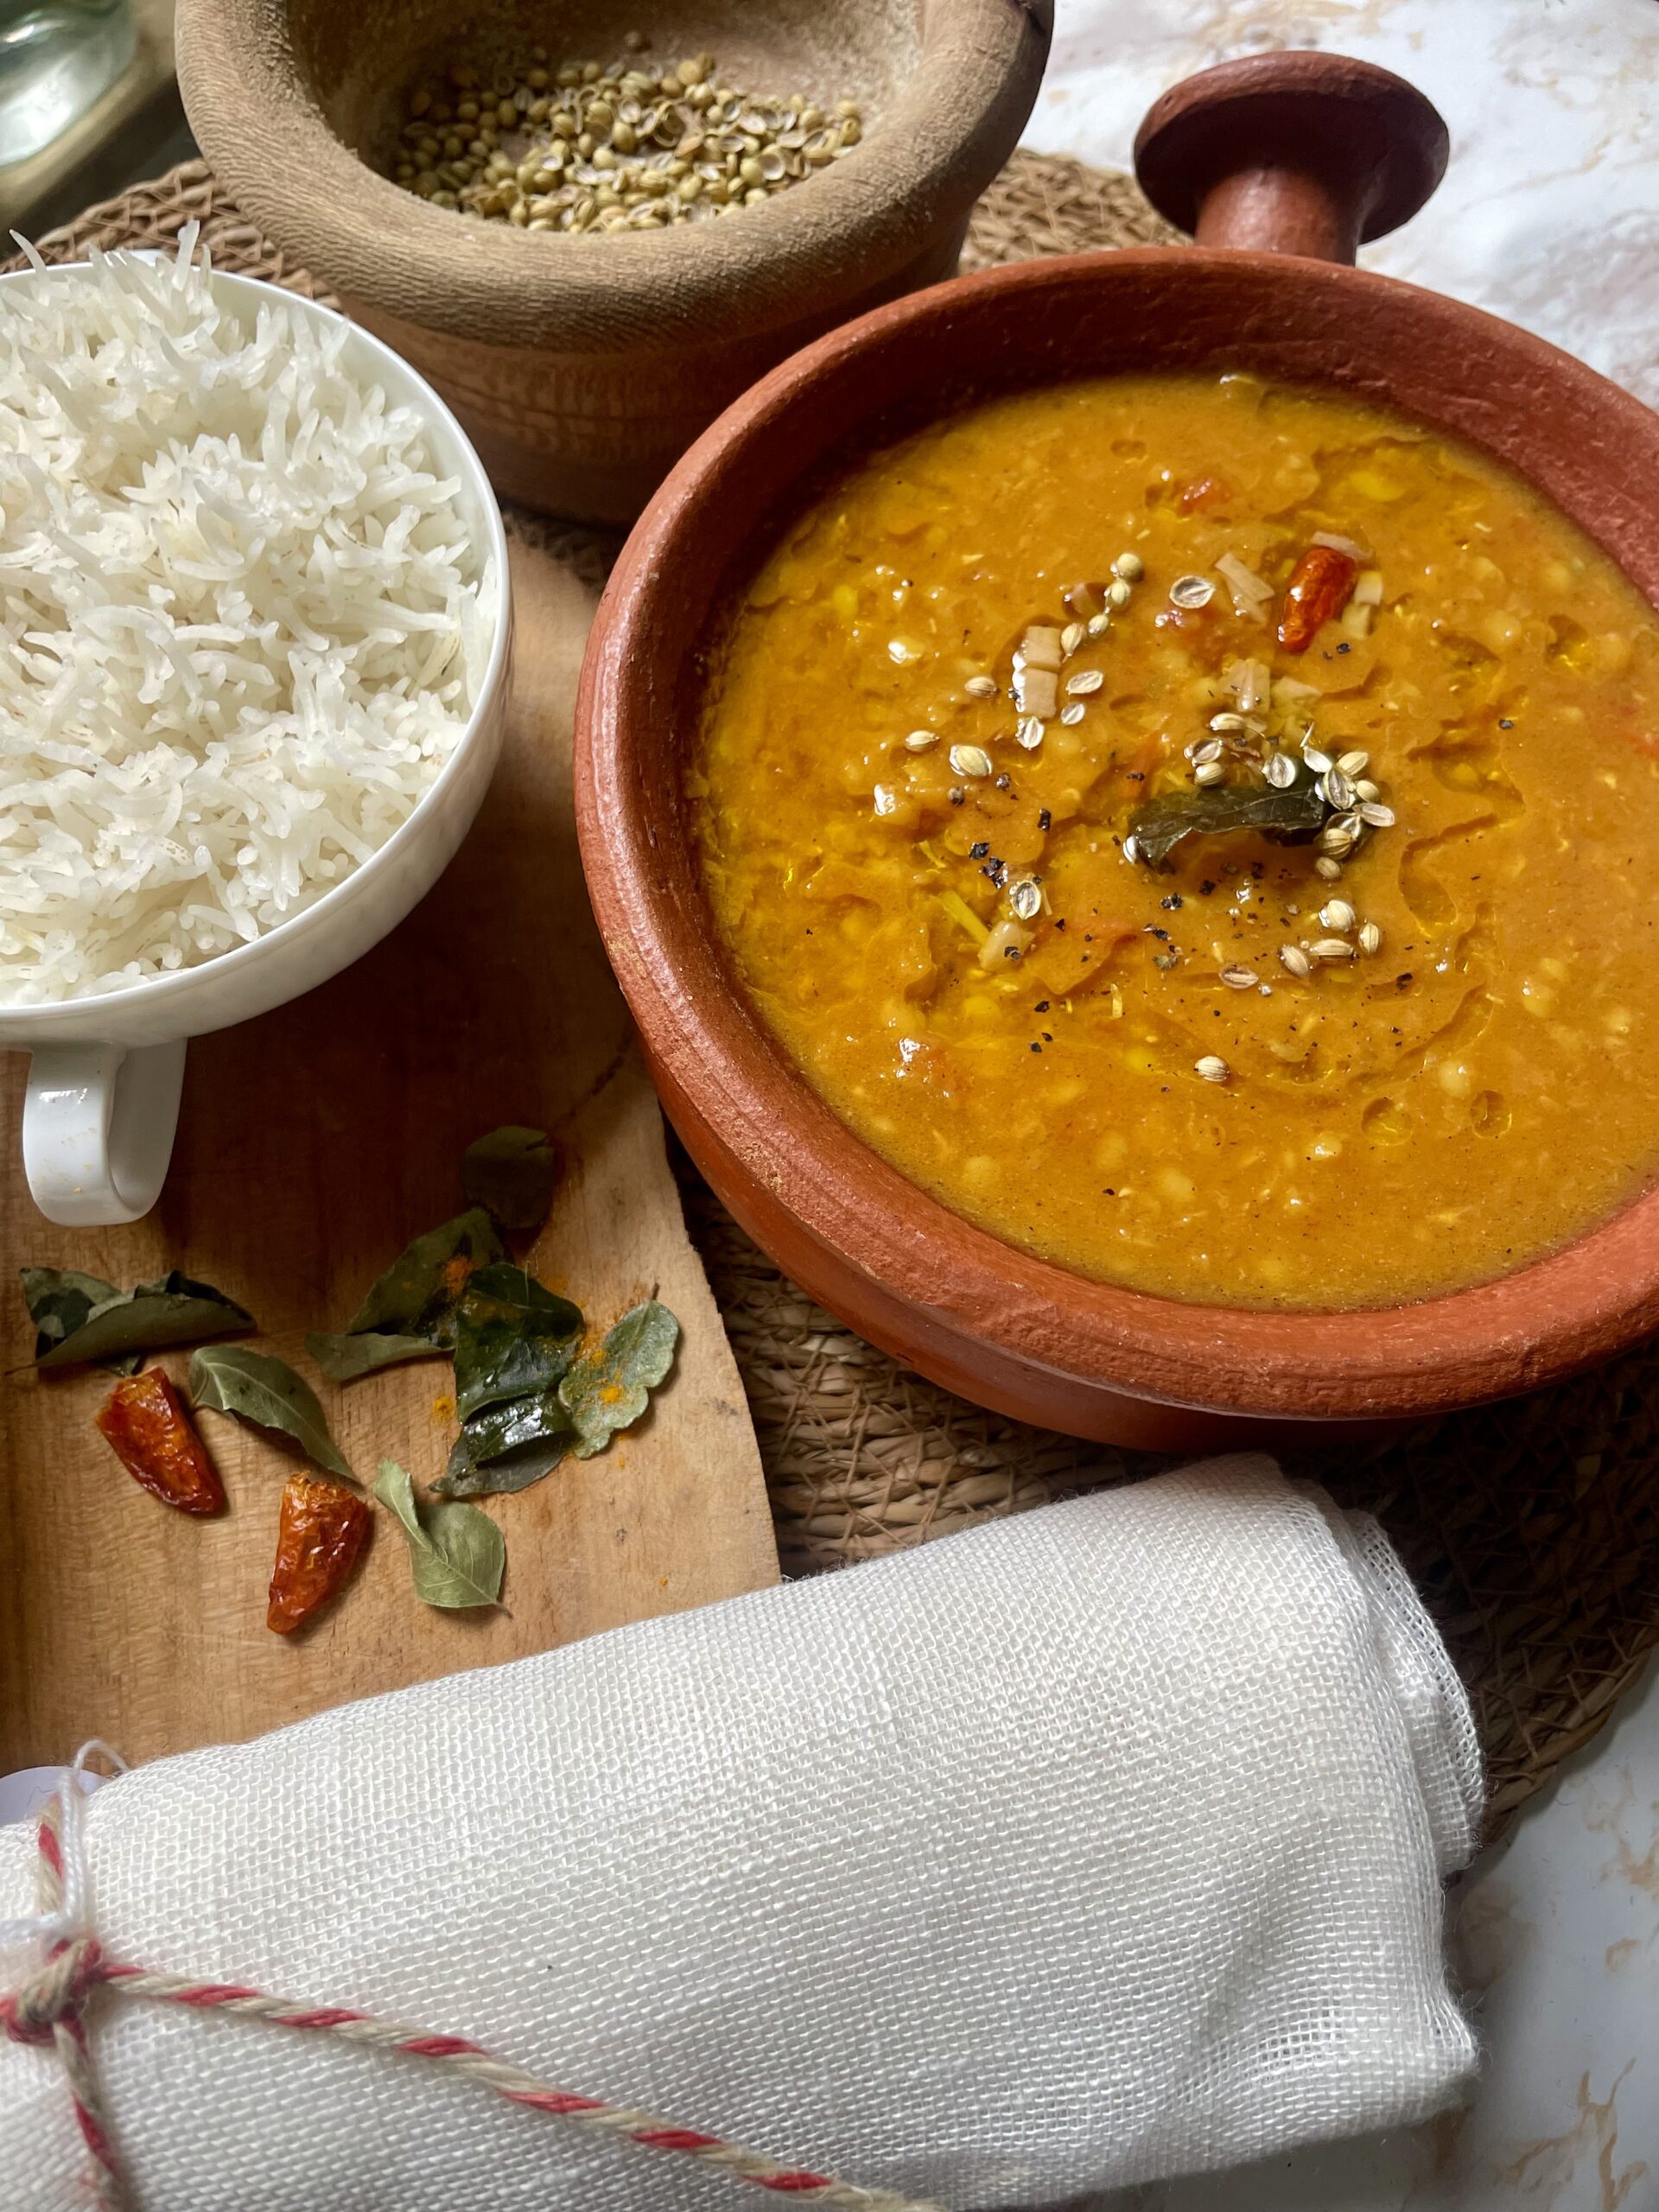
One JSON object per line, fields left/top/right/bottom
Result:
{"left": 0, "top": 226, "right": 496, "bottom": 1003}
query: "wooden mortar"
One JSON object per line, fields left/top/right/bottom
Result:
{"left": 575, "top": 53, "right": 1659, "bottom": 1452}
{"left": 175, "top": 0, "right": 1051, "bottom": 522}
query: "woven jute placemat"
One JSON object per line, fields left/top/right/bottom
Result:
{"left": 15, "top": 151, "right": 1659, "bottom": 1833}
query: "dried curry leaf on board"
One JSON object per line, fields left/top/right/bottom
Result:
{"left": 558, "top": 1299, "right": 680, "bottom": 1461}
{"left": 305, "top": 1330, "right": 447, "bottom": 1383}
{"left": 434, "top": 1389, "right": 574, "bottom": 1498}
{"left": 20, "top": 1267, "right": 135, "bottom": 1371}
{"left": 34, "top": 1269, "right": 254, "bottom": 1372}
{"left": 188, "top": 1344, "right": 355, "bottom": 1484}
{"left": 460, "top": 1126, "right": 560, "bottom": 1233}
{"left": 373, "top": 1459, "right": 505, "bottom": 1611}
{"left": 452, "top": 1263, "right": 583, "bottom": 1421}
{"left": 1128, "top": 780, "right": 1325, "bottom": 869}
{"left": 343, "top": 1207, "right": 504, "bottom": 1344}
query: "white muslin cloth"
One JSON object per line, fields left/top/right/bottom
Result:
{"left": 0, "top": 1456, "right": 1480, "bottom": 2209}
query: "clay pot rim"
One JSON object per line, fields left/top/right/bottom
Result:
{"left": 175, "top": 0, "right": 1045, "bottom": 352}
{"left": 578, "top": 244, "right": 1659, "bottom": 1424}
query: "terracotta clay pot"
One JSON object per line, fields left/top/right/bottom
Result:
{"left": 175, "top": 0, "right": 1050, "bottom": 524}
{"left": 576, "top": 52, "right": 1659, "bottom": 1451}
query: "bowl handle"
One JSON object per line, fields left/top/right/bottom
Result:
{"left": 22, "top": 1040, "right": 187, "bottom": 1226}
{"left": 1133, "top": 50, "right": 1449, "bottom": 265}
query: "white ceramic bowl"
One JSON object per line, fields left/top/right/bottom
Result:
{"left": 0, "top": 263, "right": 512, "bottom": 1225}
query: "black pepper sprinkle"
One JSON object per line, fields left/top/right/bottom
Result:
{"left": 1498, "top": 718, "right": 1514, "bottom": 729}
{"left": 1030, "top": 1041, "right": 1042, "bottom": 1052}
{"left": 969, "top": 841, "right": 989, "bottom": 859}
{"left": 1042, "top": 1032, "right": 1053, "bottom": 1042}
{"left": 1199, "top": 880, "right": 1216, "bottom": 897}
{"left": 994, "top": 773, "right": 1012, "bottom": 791}
{"left": 1160, "top": 893, "right": 1183, "bottom": 911}
{"left": 1395, "top": 973, "right": 1413, "bottom": 988}
{"left": 1336, "top": 642, "right": 1352, "bottom": 654}
{"left": 1038, "top": 808, "right": 1052, "bottom": 831}
{"left": 1146, "top": 925, "right": 1170, "bottom": 942}
{"left": 1054, "top": 918, "right": 1067, "bottom": 931}
{"left": 949, "top": 787, "right": 965, "bottom": 805}
{"left": 1034, "top": 1001, "right": 1050, "bottom": 1013}
{"left": 1127, "top": 771, "right": 1146, "bottom": 782}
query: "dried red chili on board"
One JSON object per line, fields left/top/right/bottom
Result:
{"left": 267, "top": 1472, "right": 372, "bottom": 1634}
{"left": 95, "top": 1370, "right": 225, "bottom": 1516}
{"left": 1277, "top": 545, "right": 1358, "bottom": 652}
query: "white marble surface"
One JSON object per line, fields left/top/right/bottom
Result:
{"left": 1033, "top": 4, "right": 1659, "bottom": 2203}
{"left": 1028, "top": 0, "right": 1659, "bottom": 408}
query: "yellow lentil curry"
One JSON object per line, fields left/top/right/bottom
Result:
{"left": 691, "top": 373, "right": 1659, "bottom": 1308}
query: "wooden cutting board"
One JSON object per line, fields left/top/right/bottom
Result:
{"left": 0, "top": 537, "right": 779, "bottom": 1771}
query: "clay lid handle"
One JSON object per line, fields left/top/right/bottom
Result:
{"left": 1133, "top": 50, "right": 1449, "bottom": 265}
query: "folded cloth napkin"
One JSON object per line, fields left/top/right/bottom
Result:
{"left": 0, "top": 1455, "right": 1479, "bottom": 2210}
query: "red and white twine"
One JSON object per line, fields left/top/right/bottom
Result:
{"left": 1, "top": 1763, "right": 941, "bottom": 2212}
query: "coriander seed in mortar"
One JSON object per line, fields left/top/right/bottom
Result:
{"left": 389, "top": 35, "right": 863, "bottom": 234}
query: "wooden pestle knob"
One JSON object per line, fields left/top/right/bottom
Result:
{"left": 1134, "top": 50, "right": 1449, "bottom": 266}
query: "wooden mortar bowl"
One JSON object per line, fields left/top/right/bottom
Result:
{"left": 577, "top": 51, "right": 1659, "bottom": 1452}
{"left": 174, "top": 0, "right": 1050, "bottom": 523}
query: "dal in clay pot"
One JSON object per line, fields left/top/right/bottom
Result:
{"left": 576, "top": 53, "right": 1659, "bottom": 1450}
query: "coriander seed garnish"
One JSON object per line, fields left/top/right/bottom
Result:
{"left": 963, "top": 675, "right": 998, "bottom": 699}
{"left": 1194, "top": 1055, "right": 1230, "bottom": 1084}
{"left": 949, "top": 744, "right": 994, "bottom": 779}
{"left": 1169, "top": 575, "right": 1215, "bottom": 609}
{"left": 1065, "top": 670, "right": 1103, "bottom": 696}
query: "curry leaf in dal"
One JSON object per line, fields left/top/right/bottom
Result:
{"left": 558, "top": 1300, "right": 680, "bottom": 1460}
{"left": 1127, "top": 780, "right": 1326, "bottom": 869}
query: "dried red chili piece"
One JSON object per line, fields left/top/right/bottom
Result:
{"left": 95, "top": 1370, "right": 225, "bottom": 1516}
{"left": 267, "top": 1473, "right": 372, "bottom": 1634}
{"left": 1178, "top": 474, "right": 1232, "bottom": 513}
{"left": 1277, "top": 544, "right": 1358, "bottom": 653}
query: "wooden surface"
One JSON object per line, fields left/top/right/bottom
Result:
{"left": 0, "top": 538, "right": 779, "bottom": 1771}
